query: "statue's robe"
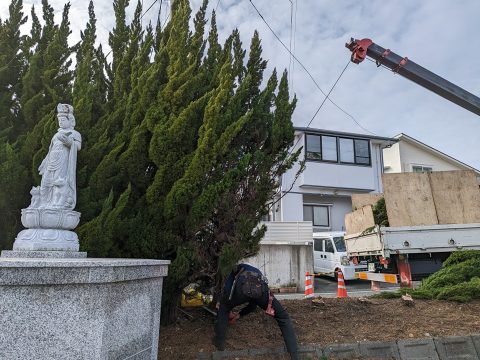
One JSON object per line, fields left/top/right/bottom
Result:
{"left": 38, "top": 128, "right": 82, "bottom": 209}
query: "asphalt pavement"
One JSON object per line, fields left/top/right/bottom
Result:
{"left": 276, "top": 275, "right": 400, "bottom": 300}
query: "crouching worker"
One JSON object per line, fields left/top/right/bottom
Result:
{"left": 213, "top": 263, "right": 299, "bottom": 360}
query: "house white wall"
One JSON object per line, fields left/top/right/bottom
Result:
{"left": 303, "top": 194, "right": 352, "bottom": 232}
{"left": 282, "top": 139, "right": 385, "bottom": 193}
{"left": 277, "top": 130, "right": 394, "bottom": 231}
{"left": 384, "top": 138, "right": 476, "bottom": 173}
{"left": 383, "top": 142, "right": 402, "bottom": 173}
{"left": 263, "top": 129, "right": 395, "bottom": 291}
{"left": 280, "top": 193, "right": 303, "bottom": 222}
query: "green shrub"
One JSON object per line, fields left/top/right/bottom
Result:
{"left": 413, "top": 251, "right": 480, "bottom": 302}
{"left": 443, "top": 250, "right": 480, "bottom": 267}
{"left": 372, "top": 251, "right": 480, "bottom": 302}
{"left": 373, "top": 197, "right": 389, "bottom": 227}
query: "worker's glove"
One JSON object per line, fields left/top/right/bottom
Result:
{"left": 228, "top": 311, "right": 240, "bottom": 325}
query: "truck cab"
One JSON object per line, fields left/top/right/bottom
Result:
{"left": 313, "top": 231, "right": 367, "bottom": 280}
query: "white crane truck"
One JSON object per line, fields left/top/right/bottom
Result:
{"left": 344, "top": 38, "right": 480, "bottom": 285}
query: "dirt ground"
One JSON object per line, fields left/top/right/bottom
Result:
{"left": 158, "top": 297, "right": 480, "bottom": 359}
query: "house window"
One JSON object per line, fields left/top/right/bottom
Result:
{"left": 354, "top": 139, "right": 370, "bottom": 164}
{"left": 303, "top": 205, "right": 329, "bottom": 227}
{"left": 306, "top": 134, "right": 321, "bottom": 160}
{"left": 306, "top": 133, "right": 371, "bottom": 166}
{"left": 322, "top": 136, "right": 337, "bottom": 162}
{"left": 339, "top": 138, "right": 354, "bottom": 163}
{"left": 412, "top": 165, "right": 433, "bottom": 173}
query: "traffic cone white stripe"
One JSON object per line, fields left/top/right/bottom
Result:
{"left": 337, "top": 270, "right": 348, "bottom": 298}
{"left": 304, "top": 271, "right": 314, "bottom": 298}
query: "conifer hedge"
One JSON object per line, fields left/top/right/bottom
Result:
{"left": 0, "top": 0, "right": 300, "bottom": 322}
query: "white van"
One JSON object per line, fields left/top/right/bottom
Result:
{"left": 313, "top": 231, "right": 367, "bottom": 280}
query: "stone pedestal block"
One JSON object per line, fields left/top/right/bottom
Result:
{"left": 1, "top": 250, "right": 87, "bottom": 258}
{"left": 0, "top": 257, "right": 169, "bottom": 360}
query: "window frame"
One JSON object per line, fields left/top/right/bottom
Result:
{"left": 303, "top": 204, "right": 330, "bottom": 228}
{"left": 324, "top": 239, "right": 335, "bottom": 253}
{"left": 305, "top": 134, "right": 322, "bottom": 161}
{"left": 353, "top": 138, "right": 371, "bottom": 165}
{"left": 411, "top": 164, "right": 433, "bottom": 173}
{"left": 314, "top": 238, "right": 323, "bottom": 252}
{"left": 320, "top": 135, "right": 338, "bottom": 163}
{"left": 305, "top": 133, "right": 371, "bottom": 167}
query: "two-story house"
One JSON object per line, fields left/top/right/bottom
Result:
{"left": 383, "top": 133, "right": 480, "bottom": 181}
{"left": 271, "top": 127, "right": 397, "bottom": 232}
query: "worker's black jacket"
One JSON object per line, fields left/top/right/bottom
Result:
{"left": 214, "top": 264, "right": 299, "bottom": 359}
{"left": 222, "top": 263, "right": 266, "bottom": 316}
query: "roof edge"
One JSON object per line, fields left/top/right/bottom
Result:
{"left": 395, "top": 133, "right": 480, "bottom": 175}
{"left": 294, "top": 127, "right": 397, "bottom": 144}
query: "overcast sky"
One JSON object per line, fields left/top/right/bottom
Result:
{"left": 2, "top": 0, "right": 479, "bottom": 169}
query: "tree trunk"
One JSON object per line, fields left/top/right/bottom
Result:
{"left": 161, "top": 289, "right": 181, "bottom": 325}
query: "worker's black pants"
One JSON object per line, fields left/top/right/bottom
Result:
{"left": 214, "top": 283, "right": 299, "bottom": 360}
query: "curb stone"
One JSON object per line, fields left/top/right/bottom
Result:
{"left": 297, "top": 344, "right": 323, "bottom": 359}
{"left": 197, "top": 335, "right": 480, "bottom": 359}
{"left": 470, "top": 334, "right": 480, "bottom": 355}
{"left": 249, "top": 346, "right": 285, "bottom": 356}
{"left": 397, "top": 338, "right": 439, "bottom": 360}
{"left": 434, "top": 336, "right": 478, "bottom": 360}
{"left": 323, "top": 343, "right": 361, "bottom": 359}
{"left": 359, "top": 340, "right": 400, "bottom": 359}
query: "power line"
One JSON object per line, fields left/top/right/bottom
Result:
{"left": 267, "top": 59, "right": 358, "bottom": 212}
{"left": 215, "top": 0, "right": 222, "bottom": 12}
{"left": 248, "top": 0, "right": 376, "bottom": 135}
{"left": 306, "top": 59, "right": 350, "bottom": 128}
{"left": 141, "top": 0, "right": 159, "bottom": 19}
{"left": 288, "top": 0, "right": 293, "bottom": 88}
{"left": 206, "top": 0, "right": 222, "bottom": 37}
{"left": 292, "top": 0, "right": 298, "bottom": 87}
{"left": 104, "top": 0, "right": 160, "bottom": 59}
{"left": 156, "top": 0, "right": 163, "bottom": 29}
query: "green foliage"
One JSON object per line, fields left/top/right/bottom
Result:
{"left": 0, "top": 0, "right": 300, "bottom": 324}
{"left": 0, "top": 0, "right": 75, "bottom": 247}
{"left": 375, "top": 250, "right": 480, "bottom": 302}
{"left": 373, "top": 197, "right": 389, "bottom": 226}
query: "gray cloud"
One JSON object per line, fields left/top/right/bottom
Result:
{"left": 2, "top": 0, "right": 479, "bottom": 168}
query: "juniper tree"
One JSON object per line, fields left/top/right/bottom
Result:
{"left": 0, "top": 0, "right": 28, "bottom": 249}
{"left": 1, "top": 0, "right": 301, "bottom": 325}
{"left": 0, "top": 0, "right": 27, "bottom": 138}
{"left": 0, "top": 0, "right": 74, "bottom": 250}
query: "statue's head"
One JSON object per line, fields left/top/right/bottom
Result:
{"left": 57, "top": 103, "right": 75, "bottom": 129}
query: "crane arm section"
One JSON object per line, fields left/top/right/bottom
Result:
{"left": 346, "top": 38, "right": 480, "bottom": 116}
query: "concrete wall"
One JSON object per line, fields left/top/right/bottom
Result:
{"left": 246, "top": 244, "right": 313, "bottom": 291}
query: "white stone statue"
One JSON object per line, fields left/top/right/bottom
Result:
{"left": 36, "top": 103, "right": 82, "bottom": 209}
{"left": 13, "top": 104, "right": 82, "bottom": 253}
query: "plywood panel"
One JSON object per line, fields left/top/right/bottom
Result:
{"left": 429, "top": 170, "right": 480, "bottom": 224}
{"left": 382, "top": 173, "right": 438, "bottom": 227}
{"left": 351, "top": 193, "right": 384, "bottom": 211}
{"left": 345, "top": 205, "right": 375, "bottom": 235}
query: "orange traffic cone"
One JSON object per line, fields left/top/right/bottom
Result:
{"left": 371, "top": 280, "right": 381, "bottom": 292}
{"left": 336, "top": 270, "right": 348, "bottom": 298}
{"left": 304, "top": 272, "right": 314, "bottom": 298}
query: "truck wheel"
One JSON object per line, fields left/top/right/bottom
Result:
{"left": 334, "top": 268, "right": 339, "bottom": 281}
